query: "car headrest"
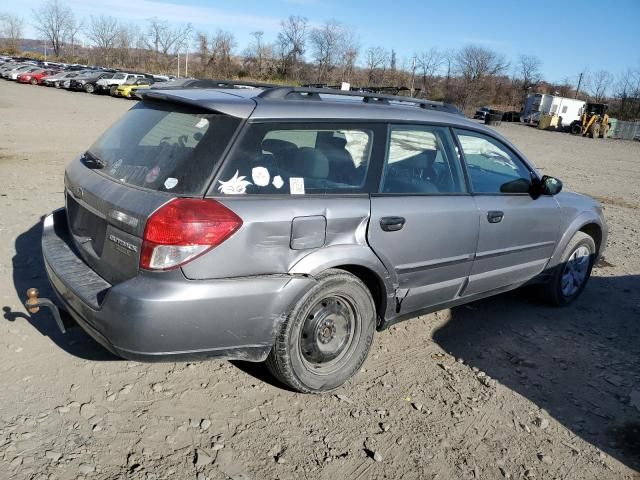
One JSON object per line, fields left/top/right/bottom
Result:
{"left": 262, "top": 138, "right": 298, "bottom": 156}
{"left": 294, "top": 147, "right": 329, "bottom": 179}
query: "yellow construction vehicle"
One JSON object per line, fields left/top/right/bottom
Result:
{"left": 570, "top": 103, "right": 610, "bottom": 138}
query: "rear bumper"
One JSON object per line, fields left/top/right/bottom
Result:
{"left": 42, "top": 209, "right": 314, "bottom": 362}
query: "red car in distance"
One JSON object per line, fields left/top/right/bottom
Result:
{"left": 17, "top": 69, "right": 60, "bottom": 85}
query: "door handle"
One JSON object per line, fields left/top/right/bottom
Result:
{"left": 487, "top": 211, "right": 504, "bottom": 223}
{"left": 380, "top": 216, "right": 406, "bottom": 232}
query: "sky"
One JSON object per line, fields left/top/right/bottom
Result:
{"left": 7, "top": 0, "right": 640, "bottom": 84}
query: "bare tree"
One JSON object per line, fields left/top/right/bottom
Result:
{"left": 87, "top": 15, "right": 119, "bottom": 64}
{"left": 516, "top": 54, "right": 541, "bottom": 94}
{"left": 205, "top": 30, "right": 236, "bottom": 78}
{"left": 243, "top": 31, "right": 273, "bottom": 78}
{"left": 338, "top": 29, "right": 358, "bottom": 84}
{"left": 309, "top": 19, "right": 348, "bottom": 82}
{"left": 455, "top": 45, "right": 508, "bottom": 109}
{"left": 365, "top": 46, "right": 389, "bottom": 85}
{"left": 0, "top": 13, "right": 24, "bottom": 53}
{"left": 416, "top": 47, "right": 444, "bottom": 97}
{"left": 276, "top": 15, "right": 307, "bottom": 79}
{"left": 65, "top": 15, "right": 83, "bottom": 57}
{"left": 587, "top": 70, "right": 613, "bottom": 102}
{"left": 146, "top": 17, "right": 192, "bottom": 71}
{"left": 32, "top": 0, "right": 74, "bottom": 57}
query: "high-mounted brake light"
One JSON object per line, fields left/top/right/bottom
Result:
{"left": 140, "top": 198, "right": 242, "bottom": 271}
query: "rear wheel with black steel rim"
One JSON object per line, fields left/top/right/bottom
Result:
{"left": 266, "top": 269, "right": 376, "bottom": 393}
{"left": 544, "top": 231, "right": 596, "bottom": 306}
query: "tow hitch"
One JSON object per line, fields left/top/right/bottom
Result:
{"left": 24, "top": 288, "right": 66, "bottom": 334}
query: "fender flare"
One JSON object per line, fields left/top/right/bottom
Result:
{"left": 289, "top": 244, "right": 397, "bottom": 315}
{"left": 546, "top": 212, "right": 605, "bottom": 269}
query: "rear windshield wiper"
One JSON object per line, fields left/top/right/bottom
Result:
{"left": 82, "top": 151, "right": 105, "bottom": 169}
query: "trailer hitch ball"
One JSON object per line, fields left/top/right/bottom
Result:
{"left": 26, "top": 288, "right": 40, "bottom": 314}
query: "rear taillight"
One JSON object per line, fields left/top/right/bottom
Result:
{"left": 140, "top": 198, "right": 242, "bottom": 271}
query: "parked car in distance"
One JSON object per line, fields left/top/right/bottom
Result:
{"left": 17, "top": 69, "right": 60, "bottom": 85}
{"left": 43, "top": 71, "right": 79, "bottom": 87}
{"left": 5, "top": 65, "right": 39, "bottom": 80}
{"left": 473, "top": 106, "right": 491, "bottom": 120}
{"left": 116, "top": 77, "right": 161, "bottom": 98}
{"left": 69, "top": 71, "right": 113, "bottom": 93}
{"left": 96, "top": 72, "right": 145, "bottom": 95}
{"left": 34, "top": 85, "right": 607, "bottom": 393}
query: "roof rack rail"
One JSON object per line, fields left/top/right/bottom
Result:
{"left": 257, "top": 87, "right": 462, "bottom": 115}
{"left": 190, "top": 79, "right": 291, "bottom": 89}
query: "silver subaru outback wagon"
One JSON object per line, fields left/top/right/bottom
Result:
{"left": 31, "top": 85, "right": 607, "bottom": 393}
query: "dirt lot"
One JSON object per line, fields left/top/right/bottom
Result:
{"left": 0, "top": 80, "right": 639, "bottom": 480}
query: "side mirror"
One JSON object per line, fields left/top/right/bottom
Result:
{"left": 541, "top": 175, "right": 563, "bottom": 195}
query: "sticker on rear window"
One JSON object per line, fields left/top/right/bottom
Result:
{"left": 251, "top": 166, "right": 270, "bottom": 187}
{"left": 218, "top": 171, "right": 252, "bottom": 194}
{"left": 145, "top": 166, "right": 160, "bottom": 183}
{"left": 289, "top": 177, "right": 305, "bottom": 195}
{"left": 272, "top": 175, "right": 284, "bottom": 189}
{"left": 195, "top": 118, "right": 209, "bottom": 129}
{"left": 110, "top": 158, "right": 123, "bottom": 174}
{"left": 164, "top": 177, "right": 178, "bottom": 189}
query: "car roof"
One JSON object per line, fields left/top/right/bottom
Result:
{"left": 141, "top": 86, "right": 480, "bottom": 129}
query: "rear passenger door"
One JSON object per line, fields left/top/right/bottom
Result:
{"left": 453, "top": 129, "right": 561, "bottom": 295}
{"left": 368, "top": 125, "right": 479, "bottom": 314}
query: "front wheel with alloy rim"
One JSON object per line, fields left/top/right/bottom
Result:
{"left": 266, "top": 269, "right": 376, "bottom": 393}
{"left": 84, "top": 83, "right": 95, "bottom": 93}
{"left": 544, "top": 231, "right": 596, "bottom": 306}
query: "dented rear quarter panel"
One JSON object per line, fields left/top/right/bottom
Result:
{"left": 181, "top": 196, "right": 387, "bottom": 281}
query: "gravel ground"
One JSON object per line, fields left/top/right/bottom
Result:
{"left": 0, "top": 80, "right": 639, "bottom": 480}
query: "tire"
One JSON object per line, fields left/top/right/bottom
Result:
{"left": 266, "top": 269, "right": 376, "bottom": 393}
{"left": 54, "top": 82, "right": 61, "bottom": 89}
{"left": 591, "top": 122, "right": 601, "bottom": 138}
{"left": 30, "top": 78, "right": 38, "bottom": 85}
{"left": 84, "top": 83, "right": 95, "bottom": 94}
{"left": 109, "top": 85, "right": 118, "bottom": 96}
{"left": 543, "top": 231, "right": 596, "bottom": 306}
{"left": 570, "top": 122, "right": 582, "bottom": 135}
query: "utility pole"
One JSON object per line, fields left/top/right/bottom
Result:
{"left": 575, "top": 72, "right": 583, "bottom": 99}
{"left": 185, "top": 50, "right": 189, "bottom": 77}
{"left": 177, "top": 51, "right": 180, "bottom": 78}
{"left": 410, "top": 56, "right": 416, "bottom": 97}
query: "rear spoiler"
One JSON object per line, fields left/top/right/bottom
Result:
{"left": 140, "top": 90, "right": 256, "bottom": 119}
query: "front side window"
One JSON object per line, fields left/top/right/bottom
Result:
{"left": 381, "top": 125, "right": 465, "bottom": 194}
{"left": 216, "top": 124, "right": 374, "bottom": 194}
{"left": 454, "top": 129, "right": 532, "bottom": 194}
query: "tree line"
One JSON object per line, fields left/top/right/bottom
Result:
{"left": 1, "top": 0, "right": 639, "bottom": 118}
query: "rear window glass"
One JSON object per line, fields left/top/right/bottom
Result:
{"left": 86, "top": 102, "right": 241, "bottom": 194}
{"left": 216, "top": 124, "right": 373, "bottom": 195}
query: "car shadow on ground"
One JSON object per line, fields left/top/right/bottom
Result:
{"left": 4, "top": 220, "right": 118, "bottom": 361}
{"left": 433, "top": 274, "right": 640, "bottom": 471}
{"left": 6, "top": 221, "right": 640, "bottom": 469}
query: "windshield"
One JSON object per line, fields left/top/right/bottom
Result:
{"left": 87, "top": 102, "right": 241, "bottom": 195}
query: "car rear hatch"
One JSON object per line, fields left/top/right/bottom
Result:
{"left": 63, "top": 92, "right": 254, "bottom": 286}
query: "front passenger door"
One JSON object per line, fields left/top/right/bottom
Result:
{"left": 368, "top": 125, "right": 479, "bottom": 315}
{"left": 454, "top": 129, "right": 561, "bottom": 296}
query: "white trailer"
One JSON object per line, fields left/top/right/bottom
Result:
{"left": 522, "top": 94, "right": 585, "bottom": 129}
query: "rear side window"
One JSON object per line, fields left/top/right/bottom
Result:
{"left": 87, "top": 102, "right": 241, "bottom": 194}
{"left": 216, "top": 123, "right": 374, "bottom": 194}
{"left": 381, "top": 126, "right": 466, "bottom": 194}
